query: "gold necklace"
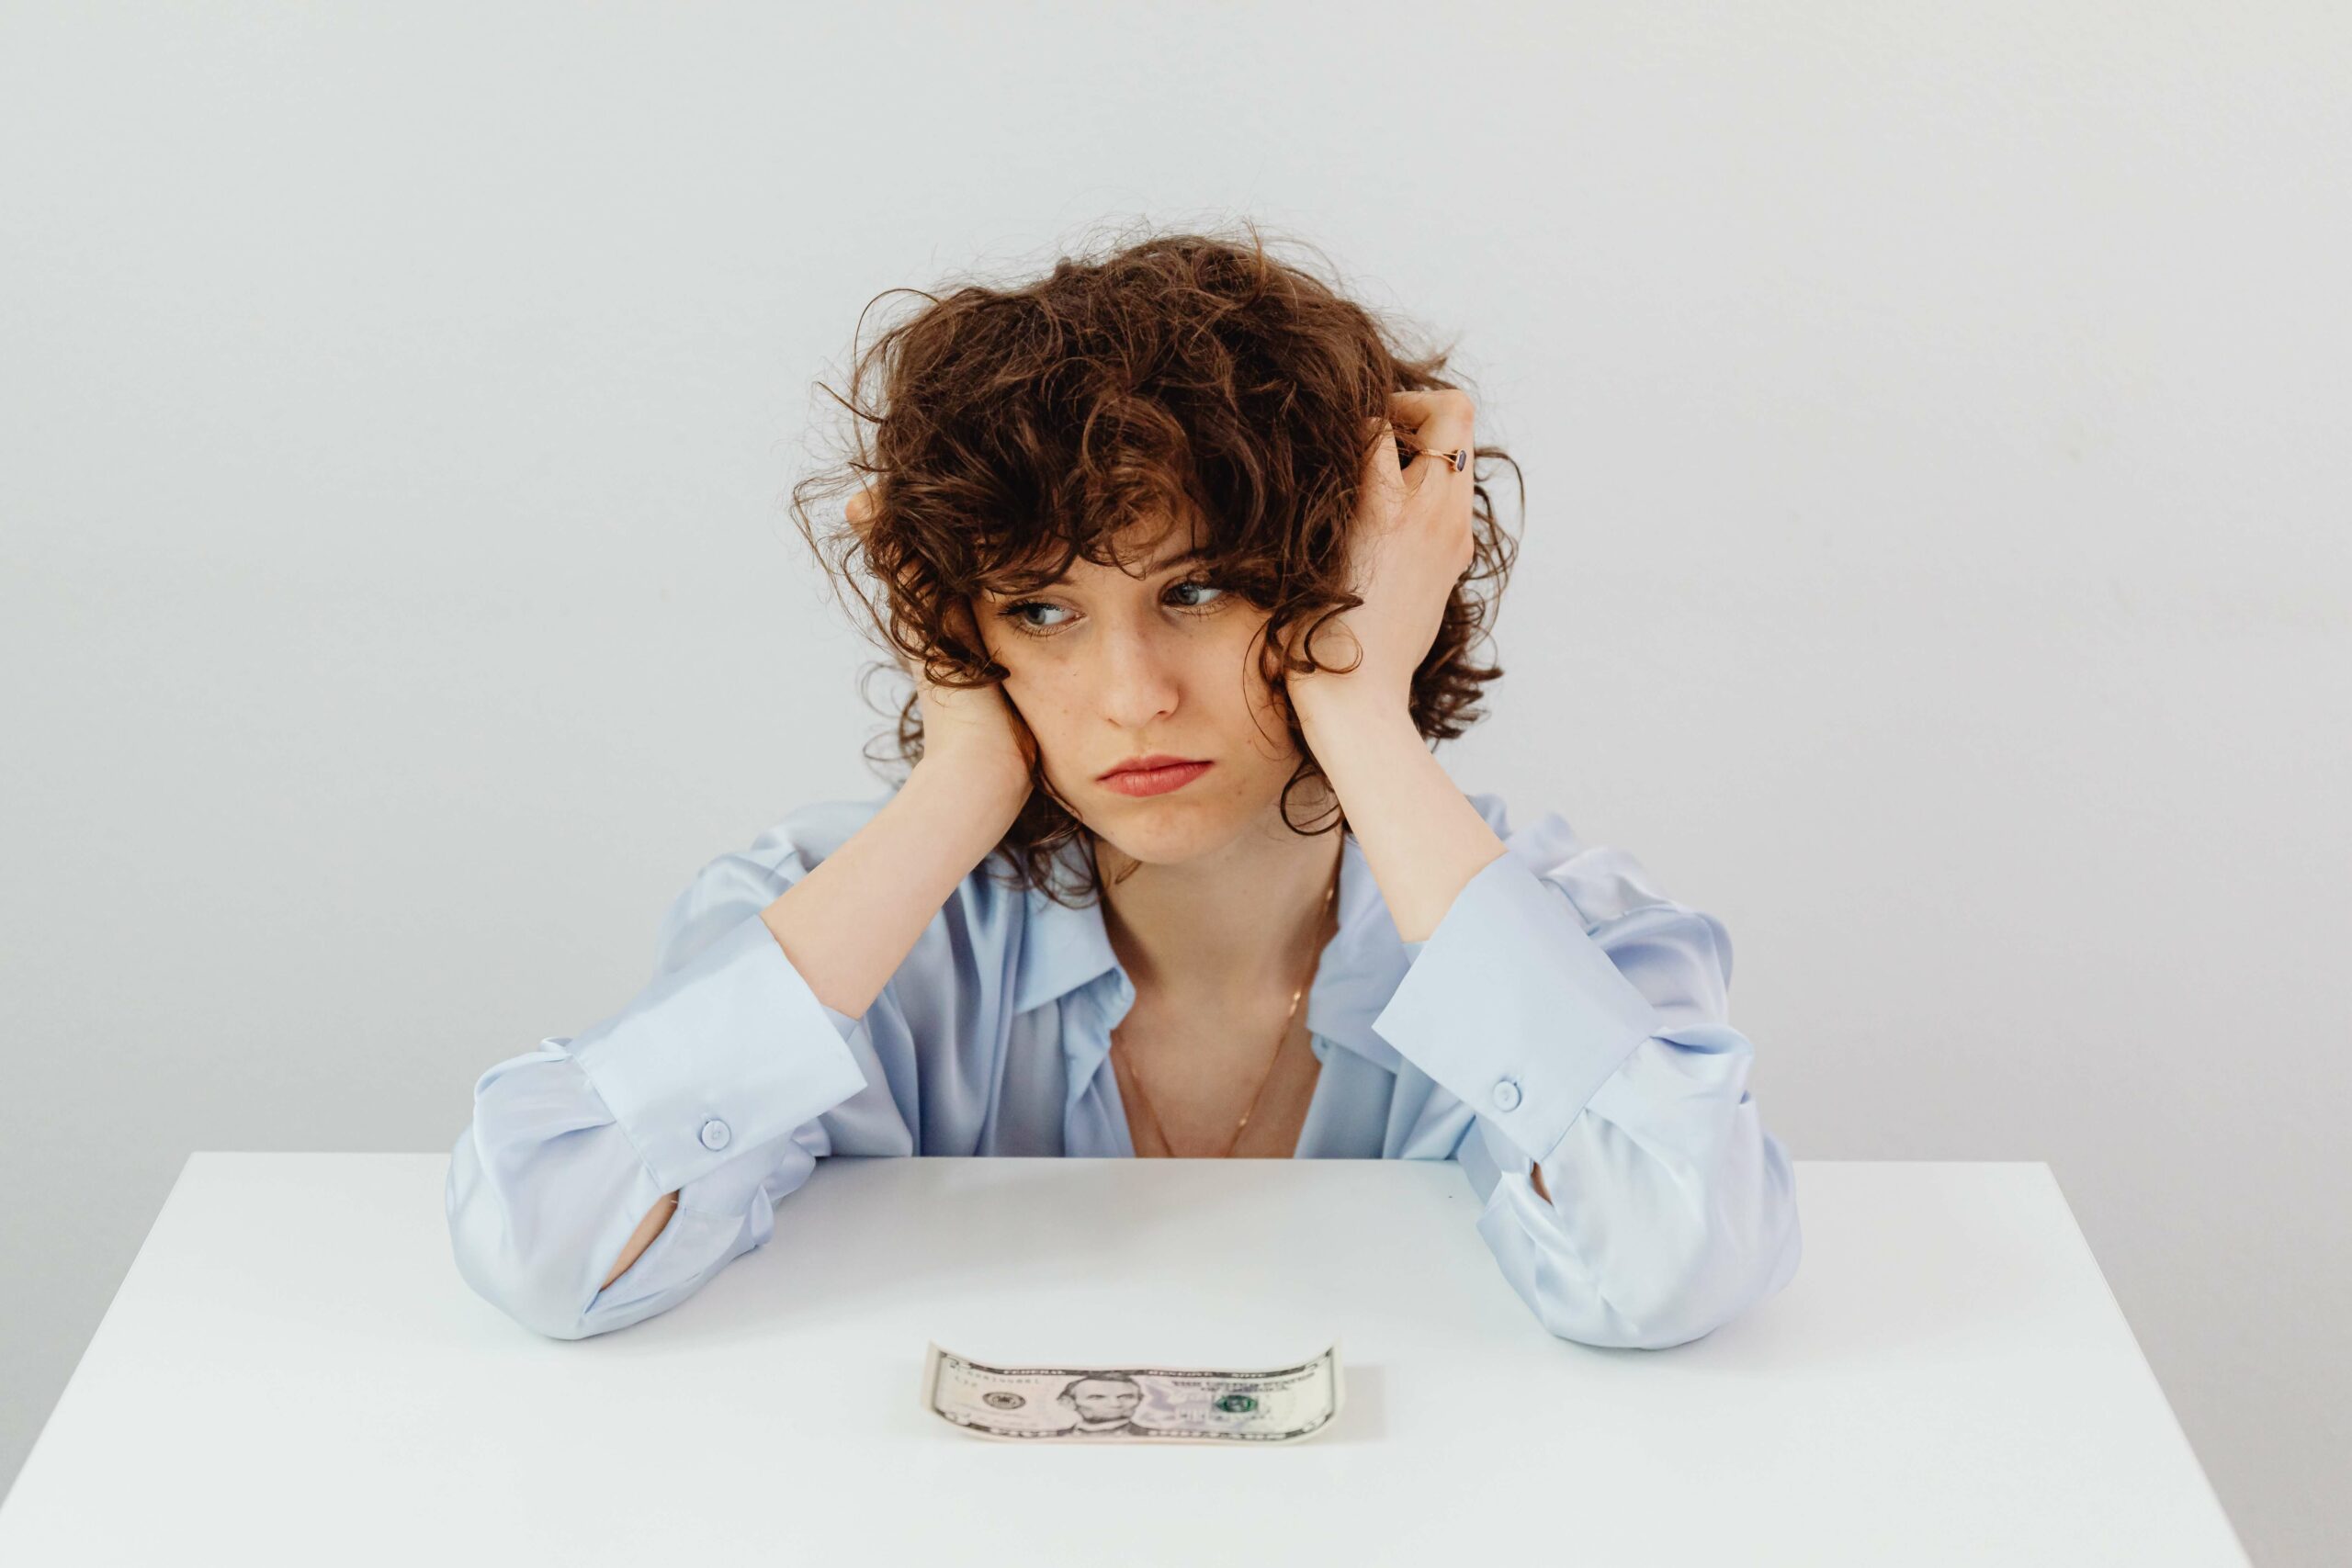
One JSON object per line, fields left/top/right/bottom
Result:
{"left": 1112, "top": 859, "right": 1340, "bottom": 1159}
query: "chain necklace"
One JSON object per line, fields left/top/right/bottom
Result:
{"left": 1112, "top": 858, "right": 1340, "bottom": 1159}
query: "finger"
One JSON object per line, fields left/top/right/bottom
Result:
{"left": 1359, "top": 413, "right": 1405, "bottom": 491}
{"left": 1388, "top": 389, "right": 1476, "bottom": 479}
{"left": 949, "top": 597, "right": 984, "bottom": 660}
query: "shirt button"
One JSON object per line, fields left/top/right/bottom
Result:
{"left": 1491, "top": 1078, "right": 1522, "bottom": 1111}
{"left": 699, "top": 1117, "right": 732, "bottom": 1151}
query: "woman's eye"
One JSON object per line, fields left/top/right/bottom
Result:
{"left": 1169, "top": 580, "right": 1227, "bottom": 611}
{"left": 1001, "top": 601, "right": 1069, "bottom": 633}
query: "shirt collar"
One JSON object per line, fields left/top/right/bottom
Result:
{"left": 1011, "top": 829, "right": 1412, "bottom": 1089}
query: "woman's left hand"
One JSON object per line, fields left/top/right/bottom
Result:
{"left": 1283, "top": 389, "right": 1479, "bottom": 726}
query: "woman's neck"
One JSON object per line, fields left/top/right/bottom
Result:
{"left": 1093, "top": 805, "right": 1345, "bottom": 1004}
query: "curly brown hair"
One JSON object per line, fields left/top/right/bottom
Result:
{"left": 785, "top": 218, "right": 1522, "bottom": 907}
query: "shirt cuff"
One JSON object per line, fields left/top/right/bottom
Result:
{"left": 1370, "top": 849, "right": 1660, "bottom": 1168}
{"left": 569, "top": 909, "right": 869, "bottom": 1193}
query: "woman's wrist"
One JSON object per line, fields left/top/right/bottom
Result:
{"left": 907, "top": 749, "right": 1035, "bottom": 834}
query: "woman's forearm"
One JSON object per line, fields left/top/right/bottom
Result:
{"left": 759, "top": 759, "right": 1032, "bottom": 1021}
{"left": 598, "top": 760, "right": 1028, "bottom": 1295}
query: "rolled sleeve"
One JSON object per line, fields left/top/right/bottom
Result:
{"left": 1370, "top": 849, "right": 1661, "bottom": 1168}
{"left": 569, "top": 908, "right": 868, "bottom": 1194}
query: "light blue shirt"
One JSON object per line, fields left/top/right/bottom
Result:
{"left": 447, "top": 786, "right": 1802, "bottom": 1348}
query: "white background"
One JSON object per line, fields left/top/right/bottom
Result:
{"left": 2, "top": 5, "right": 2343, "bottom": 1562}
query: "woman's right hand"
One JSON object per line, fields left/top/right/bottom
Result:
{"left": 850, "top": 484, "right": 1038, "bottom": 807}
{"left": 910, "top": 599, "right": 1038, "bottom": 800}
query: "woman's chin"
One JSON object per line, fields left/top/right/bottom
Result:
{"left": 1088, "top": 809, "right": 1233, "bottom": 871}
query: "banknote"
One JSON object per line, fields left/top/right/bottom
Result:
{"left": 921, "top": 1340, "right": 1343, "bottom": 1444}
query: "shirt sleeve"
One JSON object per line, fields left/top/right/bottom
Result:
{"left": 1369, "top": 795, "right": 1803, "bottom": 1350}
{"left": 444, "top": 808, "right": 901, "bottom": 1341}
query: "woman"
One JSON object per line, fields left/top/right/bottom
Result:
{"left": 446, "top": 225, "right": 1802, "bottom": 1348}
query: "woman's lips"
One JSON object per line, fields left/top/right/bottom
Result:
{"left": 1100, "top": 761, "right": 1214, "bottom": 797}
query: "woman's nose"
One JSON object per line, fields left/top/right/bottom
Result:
{"left": 1094, "top": 623, "right": 1182, "bottom": 724}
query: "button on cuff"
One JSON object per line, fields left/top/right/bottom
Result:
{"left": 569, "top": 910, "right": 870, "bottom": 1192}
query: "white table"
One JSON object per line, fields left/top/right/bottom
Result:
{"left": 0, "top": 1155, "right": 2247, "bottom": 1565}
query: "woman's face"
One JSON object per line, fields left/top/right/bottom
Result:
{"left": 972, "top": 518, "right": 1306, "bottom": 866}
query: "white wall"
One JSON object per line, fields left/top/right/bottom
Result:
{"left": 3, "top": 4, "right": 2344, "bottom": 1560}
